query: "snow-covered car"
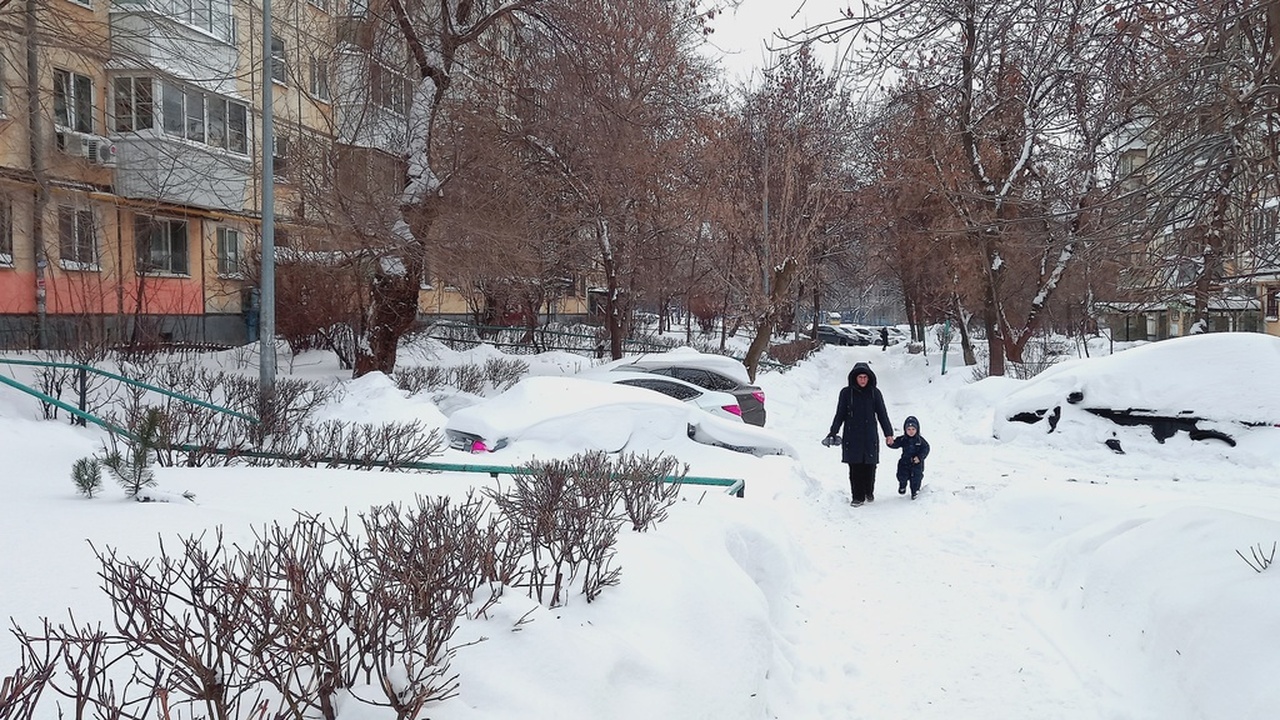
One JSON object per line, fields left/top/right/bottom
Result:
{"left": 600, "top": 348, "right": 769, "bottom": 426}
{"left": 575, "top": 370, "right": 744, "bottom": 421}
{"left": 444, "top": 376, "right": 796, "bottom": 458}
{"left": 846, "top": 326, "right": 887, "bottom": 345}
{"left": 993, "top": 333, "right": 1280, "bottom": 451}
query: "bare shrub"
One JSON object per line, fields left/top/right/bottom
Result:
{"left": 253, "top": 420, "right": 444, "bottom": 470}
{"left": 487, "top": 451, "right": 626, "bottom": 606}
{"left": 483, "top": 357, "right": 529, "bottom": 392}
{"left": 394, "top": 365, "right": 448, "bottom": 395}
{"left": 1008, "top": 336, "right": 1067, "bottom": 380}
{"left": 615, "top": 453, "right": 686, "bottom": 532}
{"left": 1236, "top": 542, "right": 1276, "bottom": 573}
{"left": 91, "top": 533, "right": 267, "bottom": 720}
{"left": 448, "top": 364, "right": 487, "bottom": 395}
{"left": 0, "top": 634, "right": 57, "bottom": 720}
{"left": 968, "top": 363, "right": 991, "bottom": 383}
{"left": 768, "top": 338, "right": 817, "bottom": 365}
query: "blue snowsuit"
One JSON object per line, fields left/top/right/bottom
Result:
{"left": 890, "top": 415, "right": 930, "bottom": 496}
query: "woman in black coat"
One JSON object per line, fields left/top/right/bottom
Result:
{"left": 826, "top": 361, "right": 894, "bottom": 506}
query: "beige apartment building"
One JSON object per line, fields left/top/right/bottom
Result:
{"left": 0, "top": 0, "right": 582, "bottom": 351}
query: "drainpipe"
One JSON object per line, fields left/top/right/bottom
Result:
{"left": 26, "top": 0, "right": 48, "bottom": 349}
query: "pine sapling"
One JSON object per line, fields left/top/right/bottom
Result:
{"left": 103, "top": 408, "right": 164, "bottom": 498}
{"left": 71, "top": 456, "right": 104, "bottom": 498}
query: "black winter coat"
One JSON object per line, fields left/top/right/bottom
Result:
{"left": 890, "top": 417, "right": 930, "bottom": 483}
{"left": 829, "top": 362, "right": 893, "bottom": 465}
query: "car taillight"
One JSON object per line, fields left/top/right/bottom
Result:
{"left": 723, "top": 404, "right": 743, "bottom": 416}
{"left": 470, "top": 440, "right": 489, "bottom": 453}
{"left": 751, "top": 390, "right": 766, "bottom": 405}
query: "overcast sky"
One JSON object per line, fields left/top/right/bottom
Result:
{"left": 704, "top": 0, "right": 850, "bottom": 86}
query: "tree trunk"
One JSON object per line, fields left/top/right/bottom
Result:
{"left": 354, "top": 253, "right": 424, "bottom": 377}
{"left": 743, "top": 258, "right": 797, "bottom": 382}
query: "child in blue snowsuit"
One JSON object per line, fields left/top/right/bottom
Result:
{"left": 890, "top": 415, "right": 930, "bottom": 499}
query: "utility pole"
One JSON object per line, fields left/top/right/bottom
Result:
{"left": 259, "top": 0, "right": 277, "bottom": 423}
{"left": 26, "top": 0, "right": 48, "bottom": 349}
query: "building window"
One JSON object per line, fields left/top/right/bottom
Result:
{"left": 58, "top": 205, "right": 97, "bottom": 269}
{"left": 216, "top": 226, "right": 240, "bottom": 276}
{"left": 308, "top": 0, "right": 330, "bottom": 11}
{"left": 1267, "top": 288, "right": 1279, "bottom": 319}
{"left": 171, "top": 0, "right": 233, "bottom": 41}
{"left": 0, "top": 194, "right": 12, "bottom": 266}
{"left": 112, "top": 76, "right": 153, "bottom": 132}
{"left": 135, "top": 215, "right": 189, "bottom": 275}
{"left": 273, "top": 134, "right": 291, "bottom": 180}
{"left": 271, "top": 37, "right": 288, "bottom": 84}
{"left": 54, "top": 69, "right": 94, "bottom": 133}
{"left": 156, "top": 81, "right": 248, "bottom": 154}
{"left": 371, "top": 62, "right": 411, "bottom": 115}
{"left": 309, "top": 57, "right": 330, "bottom": 101}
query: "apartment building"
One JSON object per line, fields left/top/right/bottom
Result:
{"left": 0, "top": 0, "right": 574, "bottom": 353}
{"left": 1094, "top": 129, "right": 1267, "bottom": 341}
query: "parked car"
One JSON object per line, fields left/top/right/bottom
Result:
{"left": 993, "top": 332, "right": 1280, "bottom": 451}
{"left": 444, "top": 376, "right": 796, "bottom": 459}
{"left": 576, "top": 370, "right": 744, "bottom": 422}
{"left": 815, "top": 325, "right": 870, "bottom": 347}
{"left": 845, "top": 326, "right": 880, "bottom": 345}
{"left": 602, "top": 350, "right": 769, "bottom": 426}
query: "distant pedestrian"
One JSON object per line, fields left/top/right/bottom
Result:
{"left": 890, "top": 415, "right": 930, "bottom": 499}
{"left": 824, "top": 362, "right": 894, "bottom": 506}
{"left": 880, "top": 326, "right": 889, "bottom": 351}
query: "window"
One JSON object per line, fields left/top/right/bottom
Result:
{"left": 216, "top": 227, "right": 241, "bottom": 276}
{"left": 228, "top": 101, "right": 247, "bottom": 154}
{"left": 309, "top": 56, "right": 330, "bottom": 101}
{"left": 371, "top": 62, "right": 411, "bottom": 114}
{"left": 174, "top": 0, "right": 233, "bottom": 41}
{"left": 156, "top": 81, "right": 248, "bottom": 154}
{"left": 273, "top": 134, "right": 291, "bottom": 179}
{"left": 271, "top": 37, "right": 288, "bottom": 84}
{"left": 112, "top": 76, "right": 153, "bottom": 132}
{"left": 185, "top": 90, "right": 205, "bottom": 142}
{"left": 58, "top": 205, "right": 97, "bottom": 269}
{"left": 54, "top": 69, "right": 94, "bottom": 133}
{"left": 0, "top": 194, "right": 12, "bottom": 265}
{"left": 308, "top": 0, "right": 330, "bottom": 11}
{"left": 135, "top": 215, "right": 188, "bottom": 275}
{"left": 1267, "top": 288, "right": 1279, "bottom": 320}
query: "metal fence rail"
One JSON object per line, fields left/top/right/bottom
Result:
{"left": 0, "top": 359, "right": 745, "bottom": 497}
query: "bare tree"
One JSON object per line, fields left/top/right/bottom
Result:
{"left": 801, "top": 0, "right": 1145, "bottom": 374}
{"left": 506, "top": 0, "right": 722, "bottom": 359}
{"left": 718, "top": 46, "right": 860, "bottom": 379}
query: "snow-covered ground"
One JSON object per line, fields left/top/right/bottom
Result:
{"left": 2, "top": 332, "right": 1279, "bottom": 720}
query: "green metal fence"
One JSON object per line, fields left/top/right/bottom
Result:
{"left": 0, "top": 357, "right": 745, "bottom": 497}
{"left": 423, "top": 321, "right": 786, "bottom": 371}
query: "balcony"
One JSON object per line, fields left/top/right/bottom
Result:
{"left": 109, "top": 2, "right": 238, "bottom": 96}
{"left": 113, "top": 129, "right": 249, "bottom": 211}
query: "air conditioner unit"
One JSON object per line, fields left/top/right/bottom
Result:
{"left": 85, "top": 136, "right": 118, "bottom": 167}
{"left": 55, "top": 130, "right": 116, "bottom": 166}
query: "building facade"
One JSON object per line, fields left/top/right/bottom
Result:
{"left": 0, "top": 0, "right": 585, "bottom": 352}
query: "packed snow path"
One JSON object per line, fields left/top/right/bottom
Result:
{"left": 758, "top": 346, "right": 1187, "bottom": 719}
